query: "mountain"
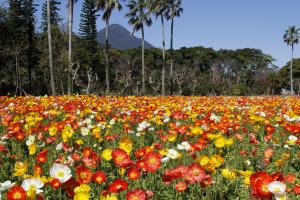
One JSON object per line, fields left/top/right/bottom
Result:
{"left": 97, "top": 24, "right": 154, "bottom": 50}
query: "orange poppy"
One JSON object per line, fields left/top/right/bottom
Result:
{"left": 144, "top": 151, "right": 161, "bottom": 172}
{"left": 127, "top": 167, "right": 140, "bottom": 180}
{"left": 6, "top": 186, "right": 26, "bottom": 200}
{"left": 126, "top": 189, "right": 146, "bottom": 200}
{"left": 36, "top": 149, "right": 49, "bottom": 163}
{"left": 76, "top": 165, "right": 93, "bottom": 184}
{"left": 108, "top": 179, "right": 128, "bottom": 193}
{"left": 93, "top": 171, "right": 106, "bottom": 184}
{"left": 112, "top": 148, "right": 131, "bottom": 167}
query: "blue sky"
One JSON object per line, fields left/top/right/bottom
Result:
{"left": 33, "top": 0, "right": 300, "bottom": 67}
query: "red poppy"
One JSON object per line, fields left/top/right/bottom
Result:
{"left": 112, "top": 148, "right": 131, "bottom": 167}
{"left": 162, "top": 165, "right": 188, "bottom": 184}
{"left": 71, "top": 152, "right": 81, "bottom": 162}
{"left": 82, "top": 147, "right": 93, "bottom": 157}
{"left": 200, "top": 175, "right": 213, "bottom": 187}
{"left": 175, "top": 181, "right": 187, "bottom": 192}
{"left": 126, "top": 189, "right": 146, "bottom": 200}
{"left": 108, "top": 179, "right": 128, "bottom": 193}
{"left": 93, "top": 170, "right": 106, "bottom": 184}
{"left": 6, "top": 186, "right": 26, "bottom": 200}
{"left": 283, "top": 174, "right": 295, "bottom": 183}
{"left": 127, "top": 167, "right": 140, "bottom": 180}
{"left": 134, "top": 148, "right": 147, "bottom": 158}
{"left": 62, "top": 177, "right": 80, "bottom": 198}
{"left": 0, "top": 144, "right": 8, "bottom": 153}
{"left": 50, "top": 179, "right": 62, "bottom": 189}
{"left": 265, "top": 125, "right": 275, "bottom": 134}
{"left": 184, "top": 164, "right": 206, "bottom": 184}
{"left": 36, "top": 149, "right": 49, "bottom": 163}
{"left": 14, "top": 131, "right": 25, "bottom": 141}
{"left": 136, "top": 159, "right": 147, "bottom": 172}
{"left": 34, "top": 164, "right": 43, "bottom": 175}
{"left": 76, "top": 165, "right": 93, "bottom": 184}
{"left": 250, "top": 172, "right": 282, "bottom": 199}
{"left": 293, "top": 185, "right": 300, "bottom": 195}
{"left": 144, "top": 151, "right": 161, "bottom": 172}
{"left": 46, "top": 136, "right": 56, "bottom": 144}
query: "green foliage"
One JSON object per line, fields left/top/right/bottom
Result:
{"left": 41, "top": 0, "right": 61, "bottom": 31}
{"left": 0, "top": 1, "right": 294, "bottom": 96}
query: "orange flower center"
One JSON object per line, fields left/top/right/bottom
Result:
{"left": 117, "top": 156, "right": 124, "bottom": 162}
{"left": 193, "top": 169, "right": 199, "bottom": 176}
{"left": 262, "top": 184, "right": 269, "bottom": 192}
{"left": 13, "top": 192, "right": 22, "bottom": 199}
{"left": 149, "top": 158, "right": 157, "bottom": 164}
{"left": 80, "top": 172, "right": 87, "bottom": 178}
{"left": 131, "top": 196, "right": 139, "bottom": 200}
{"left": 96, "top": 177, "right": 103, "bottom": 182}
{"left": 116, "top": 184, "right": 122, "bottom": 190}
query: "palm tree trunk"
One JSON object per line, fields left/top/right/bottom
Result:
{"left": 290, "top": 45, "right": 294, "bottom": 95}
{"left": 170, "top": 18, "right": 174, "bottom": 95}
{"left": 141, "top": 25, "right": 145, "bottom": 95}
{"left": 105, "top": 18, "right": 110, "bottom": 94}
{"left": 67, "top": 0, "right": 73, "bottom": 95}
{"left": 47, "top": 0, "right": 56, "bottom": 95}
{"left": 161, "top": 14, "right": 166, "bottom": 96}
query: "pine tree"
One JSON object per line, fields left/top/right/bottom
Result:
{"left": 41, "top": 0, "right": 61, "bottom": 31}
{"left": 79, "top": 0, "right": 97, "bottom": 52}
{"left": 8, "top": 0, "right": 27, "bottom": 95}
{"left": 78, "top": 0, "right": 98, "bottom": 70}
{"left": 23, "top": 0, "right": 38, "bottom": 93}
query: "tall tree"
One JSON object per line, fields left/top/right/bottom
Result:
{"left": 23, "top": 0, "right": 37, "bottom": 93}
{"left": 165, "top": 0, "right": 183, "bottom": 95}
{"left": 79, "top": 0, "right": 98, "bottom": 69}
{"left": 8, "top": 0, "right": 27, "bottom": 95}
{"left": 41, "top": 0, "right": 61, "bottom": 31}
{"left": 148, "top": 0, "right": 167, "bottom": 95}
{"left": 96, "top": 0, "right": 122, "bottom": 95}
{"left": 67, "top": 0, "right": 78, "bottom": 95}
{"left": 283, "top": 26, "right": 300, "bottom": 95}
{"left": 79, "top": 0, "right": 98, "bottom": 51}
{"left": 126, "top": 0, "right": 152, "bottom": 95}
{"left": 47, "top": 0, "right": 56, "bottom": 95}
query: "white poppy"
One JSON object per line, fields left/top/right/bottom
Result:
{"left": 177, "top": 141, "right": 191, "bottom": 151}
{"left": 50, "top": 164, "right": 72, "bottom": 183}
{"left": 161, "top": 157, "right": 170, "bottom": 163}
{"left": 21, "top": 178, "right": 44, "bottom": 194}
{"left": 56, "top": 143, "right": 63, "bottom": 151}
{"left": 26, "top": 135, "right": 36, "bottom": 146}
{"left": 0, "top": 180, "right": 15, "bottom": 191}
{"left": 267, "top": 181, "right": 286, "bottom": 196}
{"left": 81, "top": 127, "right": 89, "bottom": 136}
{"left": 109, "top": 119, "right": 115, "bottom": 125}
{"left": 274, "top": 194, "right": 287, "bottom": 200}
{"left": 288, "top": 135, "right": 297, "bottom": 142}
{"left": 167, "top": 149, "right": 179, "bottom": 160}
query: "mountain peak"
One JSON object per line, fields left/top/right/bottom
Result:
{"left": 97, "top": 24, "right": 154, "bottom": 50}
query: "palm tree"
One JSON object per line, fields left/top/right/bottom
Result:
{"left": 47, "top": 0, "right": 56, "bottom": 95}
{"left": 148, "top": 0, "right": 167, "bottom": 96}
{"left": 67, "top": 0, "right": 77, "bottom": 95}
{"left": 283, "top": 26, "right": 300, "bottom": 95}
{"left": 126, "top": 0, "right": 152, "bottom": 95}
{"left": 165, "top": 0, "right": 183, "bottom": 95}
{"left": 96, "top": 0, "right": 123, "bottom": 95}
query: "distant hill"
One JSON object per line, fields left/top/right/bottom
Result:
{"left": 97, "top": 24, "right": 154, "bottom": 50}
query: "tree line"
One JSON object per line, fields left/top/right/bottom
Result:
{"left": 0, "top": 0, "right": 299, "bottom": 96}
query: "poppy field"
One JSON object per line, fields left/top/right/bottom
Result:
{"left": 0, "top": 96, "right": 300, "bottom": 200}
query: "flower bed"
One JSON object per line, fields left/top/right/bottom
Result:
{"left": 0, "top": 96, "right": 299, "bottom": 199}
